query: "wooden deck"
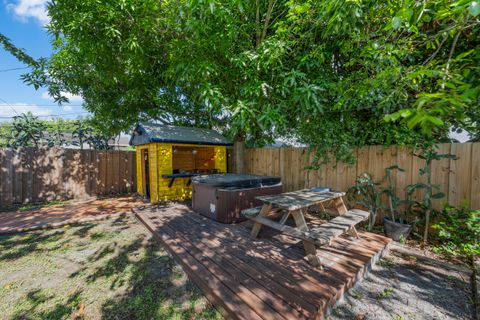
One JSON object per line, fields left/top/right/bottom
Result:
{"left": 135, "top": 203, "right": 391, "bottom": 320}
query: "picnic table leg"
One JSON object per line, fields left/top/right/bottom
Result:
{"left": 335, "top": 196, "right": 361, "bottom": 240}
{"left": 333, "top": 197, "right": 348, "bottom": 215}
{"left": 347, "top": 226, "right": 360, "bottom": 239}
{"left": 278, "top": 211, "right": 290, "bottom": 225}
{"left": 290, "top": 209, "right": 322, "bottom": 268}
{"left": 250, "top": 204, "right": 272, "bottom": 238}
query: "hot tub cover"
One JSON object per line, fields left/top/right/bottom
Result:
{"left": 192, "top": 173, "right": 281, "bottom": 188}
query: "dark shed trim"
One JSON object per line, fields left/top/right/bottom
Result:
{"left": 129, "top": 123, "right": 233, "bottom": 146}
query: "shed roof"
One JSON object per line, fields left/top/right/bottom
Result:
{"left": 129, "top": 123, "right": 232, "bottom": 146}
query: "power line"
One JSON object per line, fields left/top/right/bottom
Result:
{"left": 0, "top": 97, "right": 89, "bottom": 118}
{"left": 0, "top": 112, "right": 90, "bottom": 119}
{"left": 0, "top": 97, "right": 19, "bottom": 116}
{"left": 0, "top": 104, "right": 84, "bottom": 107}
{"left": 0, "top": 66, "right": 30, "bottom": 73}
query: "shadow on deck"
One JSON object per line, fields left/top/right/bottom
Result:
{"left": 134, "top": 203, "right": 391, "bottom": 320}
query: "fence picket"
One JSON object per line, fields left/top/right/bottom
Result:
{"left": 243, "top": 143, "right": 479, "bottom": 210}
{"left": 0, "top": 148, "right": 136, "bottom": 209}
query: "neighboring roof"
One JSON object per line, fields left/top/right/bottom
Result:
{"left": 129, "top": 123, "right": 232, "bottom": 146}
{"left": 266, "top": 138, "right": 306, "bottom": 148}
{"left": 43, "top": 132, "right": 131, "bottom": 148}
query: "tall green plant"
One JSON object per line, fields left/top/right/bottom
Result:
{"left": 383, "top": 165, "right": 406, "bottom": 223}
{"left": 406, "top": 146, "right": 457, "bottom": 244}
{"left": 347, "top": 173, "right": 384, "bottom": 231}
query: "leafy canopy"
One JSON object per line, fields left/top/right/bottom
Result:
{"left": 1, "top": 0, "right": 479, "bottom": 162}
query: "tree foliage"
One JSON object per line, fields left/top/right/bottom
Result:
{"left": 0, "top": 113, "right": 114, "bottom": 150}
{"left": 1, "top": 0, "right": 479, "bottom": 162}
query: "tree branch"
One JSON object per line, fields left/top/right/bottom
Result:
{"left": 260, "top": 0, "right": 275, "bottom": 44}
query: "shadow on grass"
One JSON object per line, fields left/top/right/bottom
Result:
{"left": 12, "top": 289, "right": 82, "bottom": 320}
{"left": 87, "top": 235, "right": 216, "bottom": 319}
{"left": 0, "top": 230, "right": 66, "bottom": 261}
{"left": 2, "top": 212, "right": 219, "bottom": 319}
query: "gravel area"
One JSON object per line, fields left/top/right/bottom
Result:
{"left": 328, "top": 248, "right": 474, "bottom": 320}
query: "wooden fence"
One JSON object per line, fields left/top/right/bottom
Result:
{"left": 244, "top": 143, "right": 480, "bottom": 211}
{"left": 0, "top": 148, "right": 136, "bottom": 209}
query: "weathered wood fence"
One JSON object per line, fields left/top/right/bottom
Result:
{"left": 244, "top": 143, "right": 480, "bottom": 210}
{"left": 0, "top": 148, "right": 136, "bottom": 208}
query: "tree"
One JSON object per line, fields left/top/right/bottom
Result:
{"left": 71, "top": 121, "right": 92, "bottom": 150}
{"left": 9, "top": 112, "right": 47, "bottom": 148}
{"left": 1, "top": 0, "right": 479, "bottom": 162}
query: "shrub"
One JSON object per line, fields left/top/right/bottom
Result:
{"left": 432, "top": 205, "right": 480, "bottom": 262}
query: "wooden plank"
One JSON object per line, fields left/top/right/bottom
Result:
{"left": 85, "top": 149, "right": 92, "bottom": 196}
{"left": 367, "top": 145, "right": 384, "bottom": 183}
{"left": 136, "top": 205, "right": 391, "bottom": 320}
{"left": 449, "top": 143, "right": 472, "bottom": 205}
{"left": 335, "top": 160, "right": 348, "bottom": 192}
{"left": 410, "top": 146, "right": 426, "bottom": 203}
{"left": 256, "top": 190, "right": 345, "bottom": 211}
{"left": 0, "top": 149, "right": 5, "bottom": 208}
{"left": 344, "top": 149, "right": 358, "bottom": 193}
{"left": 356, "top": 146, "right": 369, "bottom": 177}
{"left": 131, "top": 151, "right": 137, "bottom": 192}
{"left": 25, "top": 148, "right": 34, "bottom": 203}
{"left": 158, "top": 219, "right": 303, "bottom": 320}
{"left": 105, "top": 151, "right": 113, "bottom": 194}
{"left": 163, "top": 214, "right": 334, "bottom": 318}
{"left": 396, "top": 146, "right": 413, "bottom": 208}
{"left": 471, "top": 143, "right": 480, "bottom": 209}
{"left": 2, "top": 149, "right": 13, "bottom": 206}
{"left": 163, "top": 210, "right": 343, "bottom": 303}
{"left": 309, "top": 210, "right": 369, "bottom": 241}
{"left": 12, "top": 150, "right": 23, "bottom": 204}
{"left": 181, "top": 209, "right": 372, "bottom": 301}
{"left": 137, "top": 214, "right": 264, "bottom": 320}
{"left": 431, "top": 144, "right": 451, "bottom": 210}
{"left": 248, "top": 208, "right": 368, "bottom": 246}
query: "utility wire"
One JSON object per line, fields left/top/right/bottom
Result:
{"left": 0, "top": 112, "right": 90, "bottom": 119}
{"left": 0, "top": 97, "right": 89, "bottom": 118}
{"left": 0, "top": 66, "right": 30, "bottom": 72}
{"left": 0, "top": 97, "right": 19, "bottom": 116}
{"left": 0, "top": 104, "right": 84, "bottom": 106}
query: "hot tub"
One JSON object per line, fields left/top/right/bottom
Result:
{"left": 192, "top": 174, "right": 282, "bottom": 223}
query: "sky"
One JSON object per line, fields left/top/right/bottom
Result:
{"left": 0, "top": 0, "right": 88, "bottom": 122}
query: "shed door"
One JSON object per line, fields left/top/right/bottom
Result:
{"left": 142, "top": 149, "right": 150, "bottom": 198}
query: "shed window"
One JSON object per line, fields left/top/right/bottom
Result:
{"left": 172, "top": 146, "right": 215, "bottom": 173}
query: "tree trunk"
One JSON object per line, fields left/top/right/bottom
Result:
{"left": 423, "top": 209, "right": 430, "bottom": 244}
{"left": 233, "top": 138, "right": 246, "bottom": 174}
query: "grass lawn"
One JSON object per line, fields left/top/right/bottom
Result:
{"left": 0, "top": 214, "right": 222, "bottom": 320}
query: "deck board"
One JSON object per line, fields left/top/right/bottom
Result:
{"left": 135, "top": 204, "right": 391, "bottom": 320}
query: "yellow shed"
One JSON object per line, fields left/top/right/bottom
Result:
{"left": 129, "top": 123, "right": 232, "bottom": 202}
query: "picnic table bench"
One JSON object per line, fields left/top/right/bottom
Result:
{"left": 242, "top": 189, "right": 370, "bottom": 267}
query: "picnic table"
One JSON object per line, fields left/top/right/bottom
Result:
{"left": 242, "top": 189, "right": 370, "bottom": 267}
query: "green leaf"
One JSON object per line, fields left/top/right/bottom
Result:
{"left": 392, "top": 16, "right": 402, "bottom": 29}
{"left": 432, "top": 192, "right": 445, "bottom": 199}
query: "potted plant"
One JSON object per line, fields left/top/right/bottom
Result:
{"left": 382, "top": 165, "right": 412, "bottom": 241}
{"left": 347, "top": 172, "right": 383, "bottom": 231}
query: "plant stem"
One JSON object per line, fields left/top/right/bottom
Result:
{"left": 424, "top": 208, "right": 430, "bottom": 244}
